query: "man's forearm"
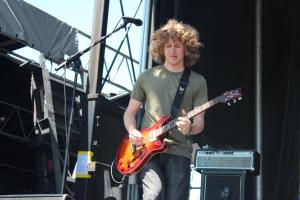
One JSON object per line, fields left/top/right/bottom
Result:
{"left": 190, "top": 122, "right": 204, "bottom": 135}
{"left": 123, "top": 110, "right": 137, "bottom": 133}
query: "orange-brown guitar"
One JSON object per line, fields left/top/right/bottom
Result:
{"left": 116, "top": 88, "right": 242, "bottom": 175}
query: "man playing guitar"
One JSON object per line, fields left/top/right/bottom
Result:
{"left": 122, "top": 19, "right": 208, "bottom": 200}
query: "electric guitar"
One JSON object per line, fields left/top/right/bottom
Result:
{"left": 116, "top": 88, "right": 242, "bottom": 175}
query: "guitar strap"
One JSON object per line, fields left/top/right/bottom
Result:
{"left": 170, "top": 68, "right": 191, "bottom": 117}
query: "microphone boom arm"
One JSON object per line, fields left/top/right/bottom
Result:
{"left": 55, "top": 21, "right": 129, "bottom": 71}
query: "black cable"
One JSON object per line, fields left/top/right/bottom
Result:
{"left": 60, "top": 59, "right": 81, "bottom": 193}
{"left": 61, "top": 63, "right": 68, "bottom": 193}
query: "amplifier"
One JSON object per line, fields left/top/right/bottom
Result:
{"left": 194, "top": 149, "right": 260, "bottom": 174}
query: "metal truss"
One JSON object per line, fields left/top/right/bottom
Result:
{"left": 99, "top": 0, "right": 146, "bottom": 98}
{"left": 0, "top": 100, "right": 35, "bottom": 143}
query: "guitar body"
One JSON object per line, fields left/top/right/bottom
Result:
{"left": 116, "top": 115, "right": 172, "bottom": 175}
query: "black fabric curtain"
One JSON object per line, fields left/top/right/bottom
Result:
{"left": 153, "top": 0, "right": 182, "bottom": 29}
{"left": 153, "top": 0, "right": 300, "bottom": 199}
{"left": 271, "top": 0, "right": 300, "bottom": 199}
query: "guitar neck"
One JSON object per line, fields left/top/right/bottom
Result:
{"left": 186, "top": 98, "right": 218, "bottom": 119}
{"left": 156, "top": 98, "right": 219, "bottom": 137}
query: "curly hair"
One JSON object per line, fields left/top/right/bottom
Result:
{"left": 149, "top": 19, "right": 203, "bottom": 68}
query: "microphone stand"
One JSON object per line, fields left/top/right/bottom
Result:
{"left": 55, "top": 22, "right": 128, "bottom": 71}
{"left": 55, "top": 20, "right": 130, "bottom": 194}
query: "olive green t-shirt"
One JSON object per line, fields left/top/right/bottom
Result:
{"left": 131, "top": 65, "right": 208, "bottom": 159}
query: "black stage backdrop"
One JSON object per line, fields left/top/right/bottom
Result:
{"left": 153, "top": 0, "right": 300, "bottom": 200}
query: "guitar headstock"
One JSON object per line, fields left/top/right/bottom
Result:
{"left": 216, "top": 88, "right": 242, "bottom": 105}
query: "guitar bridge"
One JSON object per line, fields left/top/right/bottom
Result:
{"left": 131, "top": 144, "right": 137, "bottom": 152}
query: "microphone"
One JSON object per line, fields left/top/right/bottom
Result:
{"left": 122, "top": 16, "right": 143, "bottom": 26}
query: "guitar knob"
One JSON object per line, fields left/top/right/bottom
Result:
{"left": 127, "top": 159, "right": 132, "bottom": 165}
{"left": 238, "top": 97, "right": 242, "bottom": 100}
{"left": 119, "top": 164, "right": 124, "bottom": 170}
{"left": 117, "top": 160, "right": 124, "bottom": 169}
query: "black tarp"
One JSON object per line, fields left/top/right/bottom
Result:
{"left": 0, "top": 0, "right": 78, "bottom": 61}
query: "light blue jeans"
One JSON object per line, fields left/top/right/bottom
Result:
{"left": 139, "top": 154, "right": 191, "bottom": 200}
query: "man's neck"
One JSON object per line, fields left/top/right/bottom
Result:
{"left": 163, "top": 63, "right": 185, "bottom": 73}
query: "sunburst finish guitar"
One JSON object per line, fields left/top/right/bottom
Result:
{"left": 116, "top": 88, "right": 242, "bottom": 175}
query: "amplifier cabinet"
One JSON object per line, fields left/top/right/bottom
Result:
{"left": 200, "top": 170, "right": 246, "bottom": 200}
{"left": 194, "top": 149, "right": 260, "bottom": 174}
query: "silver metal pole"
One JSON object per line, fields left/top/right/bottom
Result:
{"left": 87, "top": 0, "right": 106, "bottom": 148}
{"left": 139, "top": 0, "right": 153, "bottom": 73}
{"left": 255, "top": 0, "right": 263, "bottom": 199}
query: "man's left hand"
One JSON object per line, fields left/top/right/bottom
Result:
{"left": 176, "top": 109, "right": 192, "bottom": 135}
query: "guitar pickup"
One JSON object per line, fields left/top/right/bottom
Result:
{"left": 149, "top": 132, "right": 157, "bottom": 142}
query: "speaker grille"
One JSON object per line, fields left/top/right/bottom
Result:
{"left": 201, "top": 170, "right": 246, "bottom": 200}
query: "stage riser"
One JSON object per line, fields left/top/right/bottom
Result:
{"left": 0, "top": 194, "right": 73, "bottom": 200}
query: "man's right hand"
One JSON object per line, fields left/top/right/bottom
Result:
{"left": 129, "top": 129, "right": 144, "bottom": 146}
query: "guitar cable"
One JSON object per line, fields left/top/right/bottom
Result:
{"left": 110, "top": 160, "right": 127, "bottom": 184}
{"left": 92, "top": 160, "right": 127, "bottom": 184}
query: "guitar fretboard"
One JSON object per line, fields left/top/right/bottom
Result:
{"left": 153, "top": 98, "right": 218, "bottom": 138}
